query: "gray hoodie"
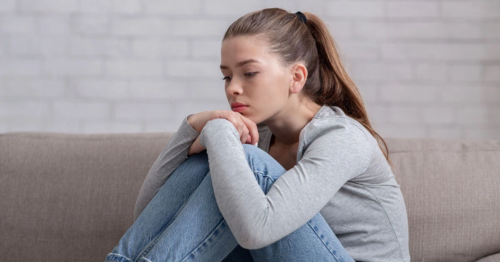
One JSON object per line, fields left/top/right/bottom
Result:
{"left": 134, "top": 105, "right": 411, "bottom": 262}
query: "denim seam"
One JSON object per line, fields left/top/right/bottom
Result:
{"left": 135, "top": 171, "right": 209, "bottom": 261}
{"left": 179, "top": 218, "right": 226, "bottom": 262}
{"left": 306, "top": 221, "right": 341, "bottom": 262}
{"left": 107, "top": 253, "right": 133, "bottom": 262}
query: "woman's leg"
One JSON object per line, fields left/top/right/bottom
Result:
{"left": 105, "top": 152, "right": 212, "bottom": 262}
{"left": 231, "top": 144, "right": 355, "bottom": 262}
{"left": 137, "top": 144, "right": 353, "bottom": 262}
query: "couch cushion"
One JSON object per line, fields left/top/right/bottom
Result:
{"left": 385, "top": 137, "right": 500, "bottom": 262}
{"left": 0, "top": 132, "right": 171, "bottom": 262}
{"left": 476, "top": 253, "right": 500, "bottom": 262}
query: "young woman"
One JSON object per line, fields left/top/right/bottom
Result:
{"left": 105, "top": 8, "right": 410, "bottom": 262}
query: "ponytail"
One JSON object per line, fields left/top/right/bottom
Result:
{"left": 223, "top": 8, "right": 393, "bottom": 166}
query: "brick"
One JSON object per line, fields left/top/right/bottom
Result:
{"left": 8, "top": 36, "right": 67, "bottom": 56}
{"left": 455, "top": 107, "right": 489, "bottom": 125}
{"left": 449, "top": 64, "right": 482, "bottom": 81}
{"left": 68, "top": 37, "right": 132, "bottom": 57}
{"left": 422, "top": 107, "right": 454, "bottom": 124}
{"left": 326, "top": 1, "right": 384, "bottom": 18}
{"left": 204, "top": 0, "right": 261, "bottom": 16}
{"left": 484, "top": 65, "right": 500, "bottom": 82}
{"left": 43, "top": 58, "right": 103, "bottom": 76}
{"left": 488, "top": 108, "right": 500, "bottom": 126}
{"left": 339, "top": 41, "right": 379, "bottom": 60}
{"left": 111, "top": 18, "right": 170, "bottom": 36}
{"left": 356, "top": 22, "right": 482, "bottom": 40}
{"left": 380, "top": 84, "right": 438, "bottom": 103}
{"left": 7, "top": 119, "right": 47, "bottom": 132}
{"left": 0, "top": 59, "right": 41, "bottom": 76}
{"left": 105, "top": 60, "right": 162, "bottom": 77}
{"left": 73, "top": 80, "right": 130, "bottom": 99}
{"left": 380, "top": 43, "right": 407, "bottom": 60}
{"left": 296, "top": 1, "right": 327, "bottom": 16}
{"left": 0, "top": 101, "right": 50, "bottom": 117}
{"left": 188, "top": 80, "right": 227, "bottom": 100}
{"left": 484, "top": 22, "right": 500, "bottom": 39}
{"left": 0, "top": 122, "right": 7, "bottom": 133}
{"left": 164, "top": 61, "right": 221, "bottom": 78}
{"left": 19, "top": 0, "right": 78, "bottom": 13}
{"left": 53, "top": 101, "right": 110, "bottom": 119}
{"left": 354, "top": 82, "right": 379, "bottom": 103}
{"left": 376, "top": 124, "right": 426, "bottom": 139}
{"left": 439, "top": 85, "right": 489, "bottom": 104}
{"left": 484, "top": 44, "right": 500, "bottom": 60}
{"left": 0, "top": 15, "right": 35, "bottom": 34}
{"left": 484, "top": 87, "right": 500, "bottom": 104}
{"left": 172, "top": 100, "right": 229, "bottom": 117}
{"left": 114, "top": 102, "right": 174, "bottom": 120}
{"left": 171, "top": 19, "right": 229, "bottom": 37}
{"left": 0, "top": 0, "right": 15, "bottom": 12}
{"left": 442, "top": 1, "right": 500, "bottom": 19}
{"left": 415, "top": 63, "right": 447, "bottom": 81}
{"left": 143, "top": 120, "right": 183, "bottom": 133}
{"left": 261, "top": 1, "right": 296, "bottom": 11}
{"left": 4, "top": 79, "right": 65, "bottom": 98}
{"left": 36, "top": 16, "right": 70, "bottom": 34}
{"left": 364, "top": 104, "right": 390, "bottom": 125}
{"left": 133, "top": 39, "right": 189, "bottom": 57}
{"left": 81, "top": 120, "right": 142, "bottom": 134}
{"left": 71, "top": 16, "right": 110, "bottom": 36}
{"left": 323, "top": 21, "right": 353, "bottom": 40}
{"left": 350, "top": 62, "right": 412, "bottom": 81}
{"left": 74, "top": 79, "right": 188, "bottom": 100}
{"left": 144, "top": 0, "right": 203, "bottom": 15}
{"left": 382, "top": 43, "right": 485, "bottom": 61}
{"left": 43, "top": 119, "right": 81, "bottom": 133}
{"left": 128, "top": 80, "right": 188, "bottom": 100}
{"left": 386, "top": 2, "right": 439, "bottom": 18}
{"left": 192, "top": 40, "right": 221, "bottom": 58}
{"left": 80, "top": 0, "right": 142, "bottom": 14}
{"left": 389, "top": 106, "right": 422, "bottom": 124}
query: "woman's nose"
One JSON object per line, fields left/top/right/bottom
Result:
{"left": 226, "top": 79, "right": 243, "bottom": 95}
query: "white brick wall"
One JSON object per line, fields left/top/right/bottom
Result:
{"left": 0, "top": 0, "right": 499, "bottom": 141}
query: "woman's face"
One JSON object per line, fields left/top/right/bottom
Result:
{"left": 220, "top": 35, "right": 292, "bottom": 124}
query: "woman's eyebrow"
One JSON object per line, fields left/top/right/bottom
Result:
{"left": 220, "top": 59, "right": 261, "bottom": 70}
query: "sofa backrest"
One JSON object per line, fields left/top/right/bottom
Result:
{"left": 0, "top": 132, "right": 499, "bottom": 261}
{"left": 384, "top": 137, "right": 500, "bottom": 261}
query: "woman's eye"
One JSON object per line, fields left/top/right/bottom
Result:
{"left": 245, "top": 72, "right": 258, "bottom": 77}
{"left": 221, "top": 72, "right": 257, "bottom": 81}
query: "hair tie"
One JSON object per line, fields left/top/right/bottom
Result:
{"left": 295, "top": 11, "right": 307, "bottom": 24}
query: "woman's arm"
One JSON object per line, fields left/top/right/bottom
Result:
{"left": 198, "top": 118, "right": 373, "bottom": 250}
{"left": 133, "top": 114, "right": 200, "bottom": 221}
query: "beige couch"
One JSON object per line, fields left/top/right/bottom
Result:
{"left": 1, "top": 132, "right": 499, "bottom": 262}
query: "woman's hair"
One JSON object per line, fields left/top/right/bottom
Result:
{"left": 223, "top": 8, "right": 392, "bottom": 166}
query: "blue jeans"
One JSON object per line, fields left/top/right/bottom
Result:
{"left": 105, "top": 144, "right": 354, "bottom": 262}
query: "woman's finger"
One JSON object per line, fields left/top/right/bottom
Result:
{"left": 239, "top": 114, "right": 259, "bottom": 145}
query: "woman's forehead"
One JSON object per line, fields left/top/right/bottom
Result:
{"left": 221, "top": 36, "right": 274, "bottom": 68}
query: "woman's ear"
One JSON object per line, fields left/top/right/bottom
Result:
{"left": 289, "top": 62, "right": 308, "bottom": 93}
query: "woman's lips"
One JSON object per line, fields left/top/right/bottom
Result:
{"left": 232, "top": 106, "right": 248, "bottom": 112}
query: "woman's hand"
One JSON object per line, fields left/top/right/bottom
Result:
{"left": 187, "top": 110, "right": 259, "bottom": 155}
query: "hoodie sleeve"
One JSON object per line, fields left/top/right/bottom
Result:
{"left": 134, "top": 114, "right": 200, "bottom": 221}
{"left": 198, "top": 117, "right": 372, "bottom": 250}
